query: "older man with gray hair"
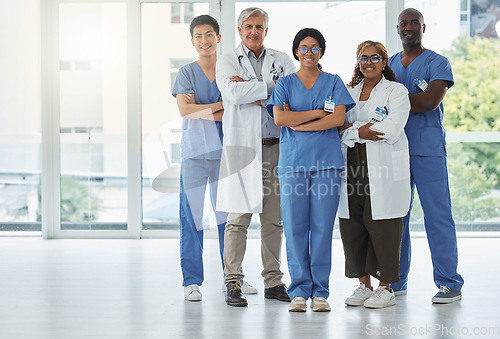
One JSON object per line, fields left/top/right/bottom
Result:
{"left": 215, "top": 7, "right": 295, "bottom": 307}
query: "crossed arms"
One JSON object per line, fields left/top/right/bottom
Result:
{"left": 175, "top": 93, "right": 223, "bottom": 121}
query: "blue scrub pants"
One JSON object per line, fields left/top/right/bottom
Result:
{"left": 180, "top": 158, "right": 227, "bottom": 287}
{"left": 391, "top": 155, "right": 464, "bottom": 292}
{"left": 279, "top": 169, "right": 341, "bottom": 299}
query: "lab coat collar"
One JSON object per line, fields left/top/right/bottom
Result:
{"left": 236, "top": 43, "right": 276, "bottom": 81}
{"left": 353, "top": 76, "right": 391, "bottom": 99}
{"left": 239, "top": 42, "right": 268, "bottom": 60}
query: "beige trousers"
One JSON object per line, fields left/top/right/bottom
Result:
{"left": 223, "top": 143, "right": 284, "bottom": 288}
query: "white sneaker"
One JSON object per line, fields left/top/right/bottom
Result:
{"left": 222, "top": 280, "right": 258, "bottom": 294}
{"left": 288, "top": 297, "right": 307, "bottom": 312}
{"left": 345, "top": 283, "right": 373, "bottom": 306}
{"left": 364, "top": 286, "right": 396, "bottom": 309}
{"left": 184, "top": 284, "right": 202, "bottom": 301}
{"left": 311, "top": 297, "right": 331, "bottom": 312}
{"left": 241, "top": 280, "right": 258, "bottom": 294}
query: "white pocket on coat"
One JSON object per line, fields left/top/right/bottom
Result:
{"left": 391, "top": 149, "right": 410, "bottom": 181}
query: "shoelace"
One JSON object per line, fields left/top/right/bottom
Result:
{"left": 230, "top": 282, "right": 242, "bottom": 292}
{"left": 371, "top": 286, "right": 388, "bottom": 299}
{"left": 352, "top": 284, "right": 369, "bottom": 296}
{"left": 439, "top": 285, "right": 451, "bottom": 294}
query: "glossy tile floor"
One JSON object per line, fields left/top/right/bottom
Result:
{"left": 0, "top": 235, "right": 499, "bottom": 338}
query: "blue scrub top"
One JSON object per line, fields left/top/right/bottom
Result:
{"left": 268, "top": 72, "right": 355, "bottom": 174}
{"left": 389, "top": 50, "right": 454, "bottom": 157}
{"left": 172, "top": 61, "right": 223, "bottom": 160}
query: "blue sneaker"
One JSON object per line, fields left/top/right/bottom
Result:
{"left": 432, "top": 285, "right": 462, "bottom": 304}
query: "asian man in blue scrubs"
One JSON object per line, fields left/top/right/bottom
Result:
{"left": 172, "top": 15, "right": 257, "bottom": 302}
{"left": 388, "top": 8, "right": 464, "bottom": 303}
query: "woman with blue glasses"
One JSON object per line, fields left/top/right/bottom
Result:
{"left": 268, "top": 28, "right": 354, "bottom": 312}
{"left": 338, "top": 40, "right": 411, "bottom": 309}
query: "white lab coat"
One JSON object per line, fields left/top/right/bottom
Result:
{"left": 338, "top": 76, "right": 411, "bottom": 220}
{"left": 215, "top": 43, "right": 295, "bottom": 213}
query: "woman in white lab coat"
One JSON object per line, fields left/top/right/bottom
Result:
{"left": 338, "top": 40, "right": 411, "bottom": 309}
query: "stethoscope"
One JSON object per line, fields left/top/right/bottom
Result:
{"left": 237, "top": 55, "right": 255, "bottom": 81}
{"left": 237, "top": 54, "right": 284, "bottom": 81}
{"left": 270, "top": 60, "right": 284, "bottom": 81}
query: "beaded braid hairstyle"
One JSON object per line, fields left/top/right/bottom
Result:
{"left": 347, "top": 40, "right": 397, "bottom": 88}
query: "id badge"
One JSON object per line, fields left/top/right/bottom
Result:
{"left": 371, "top": 106, "right": 387, "bottom": 123}
{"left": 415, "top": 77, "right": 428, "bottom": 91}
{"left": 324, "top": 96, "right": 335, "bottom": 113}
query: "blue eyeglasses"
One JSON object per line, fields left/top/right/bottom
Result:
{"left": 359, "top": 55, "right": 383, "bottom": 64}
{"left": 298, "top": 47, "right": 321, "bottom": 55}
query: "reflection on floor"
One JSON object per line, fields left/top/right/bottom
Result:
{"left": 0, "top": 236, "right": 498, "bottom": 338}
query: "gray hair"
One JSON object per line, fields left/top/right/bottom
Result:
{"left": 237, "top": 7, "right": 269, "bottom": 28}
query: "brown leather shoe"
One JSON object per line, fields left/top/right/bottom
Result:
{"left": 225, "top": 282, "right": 248, "bottom": 307}
{"left": 264, "top": 284, "right": 291, "bottom": 302}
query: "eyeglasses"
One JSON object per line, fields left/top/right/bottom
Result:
{"left": 359, "top": 55, "right": 383, "bottom": 64}
{"left": 298, "top": 47, "right": 321, "bottom": 55}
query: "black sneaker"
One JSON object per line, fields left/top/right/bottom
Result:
{"left": 432, "top": 285, "right": 462, "bottom": 304}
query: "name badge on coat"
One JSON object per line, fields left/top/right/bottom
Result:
{"left": 371, "top": 106, "right": 388, "bottom": 122}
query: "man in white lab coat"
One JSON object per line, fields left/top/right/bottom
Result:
{"left": 215, "top": 7, "right": 295, "bottom": 307}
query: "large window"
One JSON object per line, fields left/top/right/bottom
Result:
{"left": 235, "top": 1, "right": 386, "bottom": 83}
{"left": 141, "top": 2, "right": 210, "bottom": 230}
{"left": 3, "top": 0, "right": 496, "bottom": 237}
{"left": 0, "top": 1, "right": 42, "bottom": 232}
{"left": 59, "top": 3, "right": 128, "bottom": 230}
{"left": 402, "top": 0, "right": 500, "bottom": 230}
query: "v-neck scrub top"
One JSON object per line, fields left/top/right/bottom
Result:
{"left": 268, "top": 72, "right": 355, "bottom": 174}
{"left": 172, "top": 61, "right": 223, "bottom": 160}
{"left": 389, "top": 50, "right": 454, "bottom": 157}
